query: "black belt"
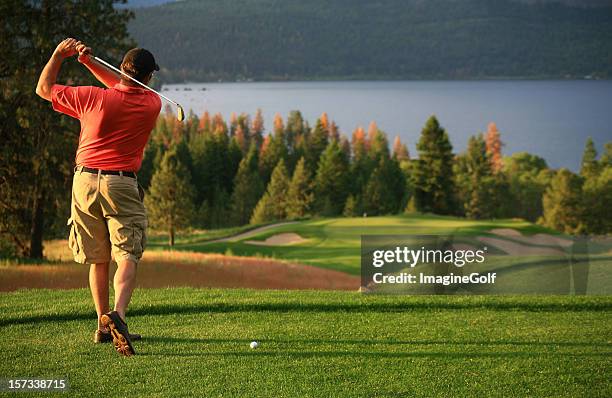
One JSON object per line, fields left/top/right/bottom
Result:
{"left": 78, "top": 166, "right": 136, "bottom": 178}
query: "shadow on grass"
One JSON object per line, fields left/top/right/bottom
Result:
{"left": 2, "top": 300, "right": 610, "bottom": 327}
{"left": 143, "top": 336, "right": 607, "bottom": 348}
{"left": 138, "top": 350, "right": 610, "bottom": 359}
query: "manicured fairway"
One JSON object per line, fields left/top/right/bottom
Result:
{"left": 148, "top": 214, "right": 554, "bottom": 275}
{"left": 1, "top": 288, "right": 610, "bottom": 397}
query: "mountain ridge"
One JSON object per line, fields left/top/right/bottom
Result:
{"left": 128, "top": 0, "right": 612, "bottom": 83}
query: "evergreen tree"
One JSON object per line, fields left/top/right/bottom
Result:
{"left": 582, "top": 166, "right": 612, "bottom": 234}
{"left": 412, "top": 116, "right": 456, "bottom": 215}
{"left": 314, "top": 140, "right": 350, "bottom": 215}
{"left": 455, "top": 134, "right": 495, "bottom": 219}
{"left": 363, "top": 157, "right": 405, "bottom": 216}
{"left": 250, "top": 160, "right": 290, "bottom": 224}
{"left": 305, "top": 118, "right": 329, "bottom": 171}
{"left": 349, "top": 126, "right": 373, "bottom": 211}
{"left": 230, "top": 143, "right": 264, "bottom": 225}
{"left": 540, "top": 168, "right": 584, "bottom": 234}
{"left": 580, "top": 137, "right": 599, "bottom": 178}
{"left": 286, "top": 157, "right": 314, "bottom": 219}
{"left": 259, "top": 128, "right": 288, "bottom": 185}
{"left": 343, "top": 195, "right": 358, "bottom": 217}
{"left": 503, "top": 152, "right": 551, "bottom": 221}
{"left": 145, "top": 148, "right": 196, "bottom": 246}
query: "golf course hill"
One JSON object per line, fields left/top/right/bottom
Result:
{"left": 128, "top": 0, "right": 612, "bottom": 82}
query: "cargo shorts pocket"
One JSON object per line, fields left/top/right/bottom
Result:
{"left": 112, "top": 221, "right": 146, "bottom": 262}
{"left": 67, "top": 218, "right": 86, "bottom": 264}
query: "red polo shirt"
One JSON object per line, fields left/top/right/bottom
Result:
{"left": 51, "top": 83, "right": 162, "bottom": 171}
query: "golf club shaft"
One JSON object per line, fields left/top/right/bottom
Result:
{"left": 92, "top": 56, "right": 179, "bottom": 107}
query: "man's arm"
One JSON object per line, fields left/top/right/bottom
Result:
{"left": 76, "top": 44, "right": 121, "bottom": 88}
{"left": 35, "top": 38, "right": 79, "bottom": 101}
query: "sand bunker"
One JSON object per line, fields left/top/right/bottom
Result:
{"left": 245, "top": 233, "right": 307, "bottom": 246}
{"left": 490, "top": 228, "right": 573, "bottom": 248}
{"left": 477, "top": 236, "right": 566, "bottom": 256}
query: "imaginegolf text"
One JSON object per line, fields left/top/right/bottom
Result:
{"left": 373, "top": 272, "right": 497, "bottom": 286}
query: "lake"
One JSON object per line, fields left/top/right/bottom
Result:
{"left": 161, "top": 80, "right": 612, "bottom": 171}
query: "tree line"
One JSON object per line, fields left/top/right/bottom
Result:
{"left": 143, "top": 108, "right": 611, "bottom": 245}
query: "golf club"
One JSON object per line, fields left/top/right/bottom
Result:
{"left": 92, "top": 55, "right": 185, "bottom": 122}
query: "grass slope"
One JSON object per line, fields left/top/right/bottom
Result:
{"left": 149, "top": 214, "right": 554, "bottom": 275}
{"left": 0, "top": 288, "right": 610, "bottom": 397}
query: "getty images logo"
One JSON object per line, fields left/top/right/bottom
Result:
{"left": 372, "top": 246, "right": 488, "bottom": 268}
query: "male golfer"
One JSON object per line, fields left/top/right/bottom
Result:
{"left": 36, "top": 38, "right": 161, "bottom": 356}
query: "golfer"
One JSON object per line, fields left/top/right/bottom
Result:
{"left": 36, "top": 38, "right": 162, "bottom": 356}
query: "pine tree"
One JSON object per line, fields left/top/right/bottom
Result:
{"left": 363, "top": 157, "right": 406, "bottom": 216}
{"left": 286, "top": 157, "right": 314, "bottom": 219}
{"left": 259, "top": 132, "right": 287, "bottom": 185}
{"left": 503, "top": 152, "right": 551, "bottom": 221}
{"left": 392, "top": 136, "right": 410, "bottom": 162}
{"left": 412, "top": 116, "right": 456, "bottom": 215}
{"left": 455, "top": 135, "right": 493, "bottom": 219}
{"left": 314, "top": 140, "right": 350, "bottom": 215}
{"left": 305, "top": 118, "right": 329, "bottom": 171}
{"left": 230, "top": 143, "right": 264, "bottom": 225}
{"left": 540, "top": 168, "right": 584, "bottom": 234}
{"left": 582, "top": 166, "right": 612, "bottom": 234}
{"left": 250, "top": 160, "right": 290, "bottom": 224}
{"left": 349, "top": 126, "right": 372, "bottom": 211}
{"left": 145, "top": 147, "right": 196, "bottom": 246}
{"left": 580, "top": 137, "right": 599, "bottom": 178}
{"left": 485, "top": 122, "right": 503, "bottom": 173}
{"left": 343, "top": 195, "right": 358, "bottom": 217}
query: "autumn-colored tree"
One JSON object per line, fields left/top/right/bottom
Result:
{"left": 199, "top": 110, "right": 211, "bottom": 133}
{"left": 252, "top": 108, "right": 265, "bottom": 138}
{"left": 320, "top": 112, "right": 330, "bottom": 132}
{"left": 485, "top": 122, "right": 503, "bottom": 174}
{"left": 392, "top": 136, "right": 410, "bottom": 162}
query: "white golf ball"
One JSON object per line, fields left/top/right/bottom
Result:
{"left": 250, "top": 341, "right": 259, "bottom": 349}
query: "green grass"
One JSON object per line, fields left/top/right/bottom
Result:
{"left": 1, "top": 288, "right": 610, "bottom": 397}
{"left": 148, "top": 214, "right": 562, "bottom": 275}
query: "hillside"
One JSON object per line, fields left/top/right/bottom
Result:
{"left": 128, "top": 0, "right": 612, "bottom": 82}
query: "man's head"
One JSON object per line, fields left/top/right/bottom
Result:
{"left": 120, "top": 48, "right": 159, "bottom": 85}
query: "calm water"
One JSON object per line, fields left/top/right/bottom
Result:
{"left": 161, "top": 80, "right": 612, "bottom": 171}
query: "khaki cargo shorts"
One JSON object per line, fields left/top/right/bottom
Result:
{"left": 67, "top": 167, "right": 147, "bottom": 264}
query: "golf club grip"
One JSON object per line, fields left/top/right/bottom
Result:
{"left": 93, "top": 56, "right": 179, "bottom": 107}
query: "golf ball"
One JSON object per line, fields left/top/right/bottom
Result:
{"left": 250, "top": 341, "right": 259, "bottom": 349}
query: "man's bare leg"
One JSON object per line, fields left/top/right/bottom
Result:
{"left": 89, "top": 263, "right": 110, "bottom": 330}
{"left": 113, "top": 259, "right": 137, "bottom": 321}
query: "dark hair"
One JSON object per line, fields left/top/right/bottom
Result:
{"left": 121, "top": 48, "right": 159, "bottom": 83}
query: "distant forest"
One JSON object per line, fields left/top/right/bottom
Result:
{"left": 128, "top": 0, "right": 612, "bottom": 83}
